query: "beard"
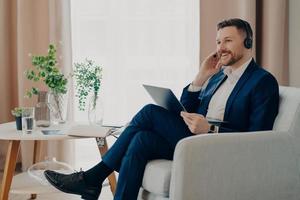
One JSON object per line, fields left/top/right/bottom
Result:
{"left": 219, "top": 50, "right": 243, "bottom": 66}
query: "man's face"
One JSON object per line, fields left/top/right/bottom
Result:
{"left": 216, "top": 26, "right": 246, "bottom": 66}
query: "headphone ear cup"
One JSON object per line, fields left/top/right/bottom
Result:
{"left": 244, "top": 38, "right": 252, "bottom": 49}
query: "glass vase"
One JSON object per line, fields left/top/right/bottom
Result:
{"left": 88, "top": 93, "right": 104, "bottom": 125}
{"left": 47, "top": 91, "right": 68, "bottom": 124}
{"left": 35, "top": 91, "right": 51, "bottom": 127}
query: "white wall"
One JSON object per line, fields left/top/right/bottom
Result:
{"left": 289, "top": 0, "right": 300, "bottom": 87}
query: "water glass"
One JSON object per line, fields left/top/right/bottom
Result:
{"left": 22, "top": 107, "right": 35, "bottom": 134}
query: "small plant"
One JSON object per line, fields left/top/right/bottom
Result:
{"left": 73, "top": 59, "right": 103, "bottom": 111}
{"left": 25, "top": 44, "right": 68, "bottom": 97}
{"left": 11, "top": 107, "right": 23, "bottom": 117}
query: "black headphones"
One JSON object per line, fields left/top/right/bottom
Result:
{"left": 241, "top": 20, "right": 253, "bottom": 49}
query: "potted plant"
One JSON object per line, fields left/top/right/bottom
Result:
{"left": 11, "top": 107, "right": 23, "bottom": 130}
{"left": 25, "top": 44, "right": 68, "bottom": 124}
{"left": 73, "top": 59, "right": 103, "bottom": 124}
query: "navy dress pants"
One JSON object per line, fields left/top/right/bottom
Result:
{"left": 102, "top": 104, "right": 193, "bottom": 200}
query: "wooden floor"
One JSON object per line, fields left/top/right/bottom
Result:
{"left": 9, "top": 186, "right": 113, "bottom": 200}
{"left": 1, "top": 173, "right": 113, "bottom": 200}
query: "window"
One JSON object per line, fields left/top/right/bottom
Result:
{"left": 71, "top": 0, "right": 199, "bottom": 169}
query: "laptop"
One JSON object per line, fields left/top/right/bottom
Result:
{"left": 142, "top": 84, "right": 186, "bottom": 115}
{"left": 142, "top": 84, "right": 226, "bottom": 126}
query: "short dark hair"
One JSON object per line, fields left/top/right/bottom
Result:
{"left": 217, "top": 18, "right": 253, "bottom": 39}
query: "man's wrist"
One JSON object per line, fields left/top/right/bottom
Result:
{"left": 193, "top": 73, "right": 210, "bottom": 87}
{"left": 188, "top": 82, "right": 202, "bottom": 92}
{"left": 192, "top": 79, "right": 206, "bottom": 87}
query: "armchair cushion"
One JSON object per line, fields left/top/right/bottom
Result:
{"left": 142, "top": 159, "right": 172, "bottom": 196}
{"left": 273, "top": 86, "right": 300, "bottom": 133}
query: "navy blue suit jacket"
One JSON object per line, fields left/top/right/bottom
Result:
{"left": 180, "top": 59, "right": 279, "bottom": 133}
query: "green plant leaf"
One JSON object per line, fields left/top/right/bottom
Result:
{"left": 73, "top": 59, "right": 103, "bottom": 111}
{"left": 25, "top": 44, "right": 68, "bottom": 98}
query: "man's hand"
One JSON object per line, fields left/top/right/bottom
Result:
{"left": 180, "top": 112, "right": 210, "bottom": 134}
{"left": 193, "top": 52, "right": 223, "bottom": 87}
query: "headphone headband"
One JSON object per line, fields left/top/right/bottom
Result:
{"left": 241, "top": 20, "right": 253, "bottom": 49}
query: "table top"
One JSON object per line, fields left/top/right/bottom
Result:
{"left": 0, "top": 122, "right": 112, "bottom": 141}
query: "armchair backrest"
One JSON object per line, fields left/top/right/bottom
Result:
{"left": 273, "top": 86, "right": 300, "bottom": 134}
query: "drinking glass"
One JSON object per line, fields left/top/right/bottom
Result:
{"left": 22, "top": 107, "right": 35, "bottom": 134}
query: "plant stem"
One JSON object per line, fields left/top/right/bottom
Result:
{"left": 54, "top": 93, "right": 63, "bottom": 121}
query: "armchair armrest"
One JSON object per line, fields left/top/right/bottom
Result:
{"left": 170, "top": 131, "right": 300, "bottom": 200}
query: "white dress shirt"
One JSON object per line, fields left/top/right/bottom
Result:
{"left": 188, "top": 58, "right": 252, "bottom": 131}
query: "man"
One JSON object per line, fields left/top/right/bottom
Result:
{"left": 44, "top": 18, "right": 279, "bottom": 200}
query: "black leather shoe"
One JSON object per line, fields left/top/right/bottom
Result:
{"left": 44, "top": 170, "right": 101, "bottom": 200}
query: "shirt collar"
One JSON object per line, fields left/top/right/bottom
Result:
{"left": 222, "top": 58, "right": 252, "bottom": 83}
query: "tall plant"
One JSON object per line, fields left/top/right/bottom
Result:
{"left": 25, "top": 44, "right": 68, "bottom": 122}
{"left": 25, "top": 44, "right": 68, "bottom": 97}
{"left": 73, "top": 59, "right": 102, "bottom": 111}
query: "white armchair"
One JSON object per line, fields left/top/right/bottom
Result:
{"left": 138, "top": 86, "right": 300, "bottom": 200}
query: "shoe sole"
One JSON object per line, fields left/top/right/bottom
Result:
{"left": 44, "top": 172, "right": 98, "bottom": 200}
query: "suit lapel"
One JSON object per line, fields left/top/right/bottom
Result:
{"left": 210, "top": 73, "right": 227, "bottom": 97}
{"left": 199, "top": 72, "right": 227, "bottom": 116}
{"left": 223, "top": 59, "right": 257, "bottom": 119}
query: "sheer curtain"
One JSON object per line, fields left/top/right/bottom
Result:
{"left": 20, "top": 0, "right": 75, "bottom": 170}
{"left": 71, "top": 0, "right": 199, "bottom": 168}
